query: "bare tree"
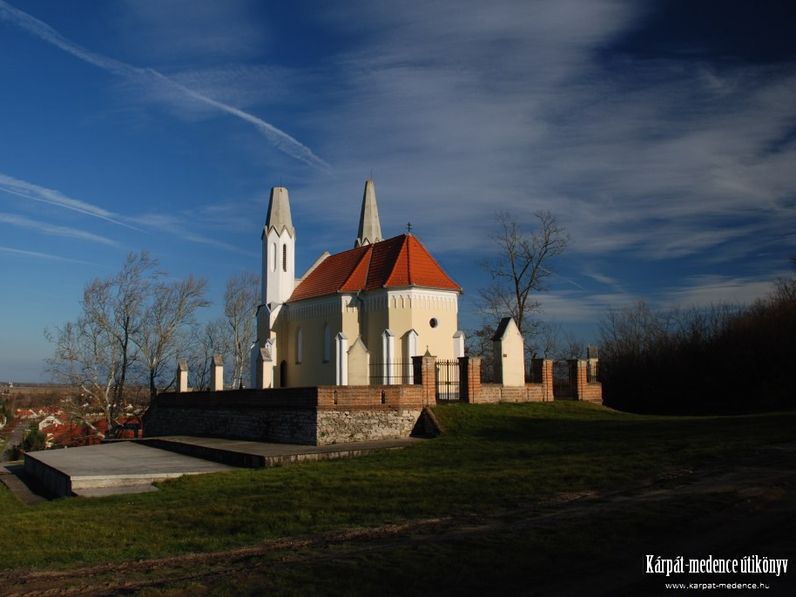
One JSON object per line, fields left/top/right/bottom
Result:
{"left": 480, "top": 210, "right": 567, "bottom": 347}
{"left": 465, "top": 323, "right": 497, "bottom": 381}
{"left": 223, "top": 272, "right": 259, "bottom": 388}
{"left": 81, "top": 252, "right": 158, "bottom": 407}
{"left": 46, "top": 316, "right": 119, "bottom": 431}
{"left": 135, "top": 276, "right": 208, "bottom": 397}
{"left": 47, "top": 252, "right": 208, "bottom": 427}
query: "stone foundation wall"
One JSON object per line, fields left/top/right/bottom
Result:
{"left": 317, "top": 409, "right": 422, "bottom": 444}
{"left": 144, "top": 385, "right": 426, "bottom": 446}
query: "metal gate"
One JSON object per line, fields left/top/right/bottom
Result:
{"left": 552, "top": 360, "right": 576, "bottom": 400}
{"left": 436, "top": 359, "right": 460, "bottom": 401}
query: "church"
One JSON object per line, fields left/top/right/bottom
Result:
{"left": 254, "top": 180, "right": 465, "bottom": 388}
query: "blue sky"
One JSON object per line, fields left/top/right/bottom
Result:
{"left": 1, "top": 0, "right": 794, "bottom": 382}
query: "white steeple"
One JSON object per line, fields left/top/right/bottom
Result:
{"left": 355, "top": 179, "right": 382, "bottom": 247}
{"left": 261, "top": 186, "right": 295, "bottom": 327}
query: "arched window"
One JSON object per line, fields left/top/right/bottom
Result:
{"left": 323, "top": 323, "right": 331, "bottom": 363}
{"left": 282, "top": 244, "right": 287, "bottom": 272}
{"left": 270, "top": 242, "right": 276, "bottom": 272}
{"left": 296, "top": 327, "right": 303, "bottom": 364}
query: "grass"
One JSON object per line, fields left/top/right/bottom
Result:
{"left": 0, "top": 402, "right": 794, "bottom": 573}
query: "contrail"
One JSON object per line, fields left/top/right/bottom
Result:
{"left": 0, "top": 172, "right": 141, "bottom": 230}
{"left": 0, "top": 0, "right": 330, "bottom": 171}
{"left": 0, "top": 212, "right": 119, "bottom": 246}
{"left": 0, "top": 245, "right": 100, "bottom": 266}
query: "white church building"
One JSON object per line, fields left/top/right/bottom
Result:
{"left": 254, "top": 180, "right": 465, "bottom": 388}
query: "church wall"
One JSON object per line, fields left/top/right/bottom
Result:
{"left": 281, "top": 295, "right": 343, "bottom": 386}
{"left": 388, "top": 289, "right": 459, "bottom": 361}
{"left": 341, "top": 294, "right": 361, "bottom": 347}
{"left": 362, "top": 293, "right": 390, "bottom": 365}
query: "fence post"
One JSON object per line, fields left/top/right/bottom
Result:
{"left": 542, "top": 359, "right": 554, "bottom": 401}
{"left": 177, "top": 359, "right": 188, "bottom": 393}
{"left": 256, "top": 344, "right": 273, "bottom": 389}
{"left": 412, "top": 352, "right": 437, "bottom": 406}
{"left": 211, "top": 354, "right": 224, "bottom": 392}
{"left": 459, "top": 356, "right": 481, "bottom": 403}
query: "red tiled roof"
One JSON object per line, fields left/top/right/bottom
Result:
{"left": 290, "top": 234, "right": 460, "bottom": 302}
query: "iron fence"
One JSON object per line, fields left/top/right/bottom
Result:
{"left": 553, "top": 360, "right": 575, "bottom": 399}
{"left": 480, "top": 360, "right": 498, "bottom": 383}
{"left": 369, "top": 362, "right": 414, "bottom": 385}
{"left": 527, "top": 359, "right": 543, "bottom": 384}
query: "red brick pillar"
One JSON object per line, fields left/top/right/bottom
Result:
{"left": 542, "top": 359, "right": 554, "bottom": 401}
{"left": 412, "top": 354, "right": 437, "bottom": 406}
{"left": 459, "top": 356, "right": 482, "bottom": 404}
{"left": 572, "top": 359, "right": 587, "bottom": 401}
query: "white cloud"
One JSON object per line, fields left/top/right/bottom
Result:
{"left": 538, "top": 290, "right": 639, "bottom": 323}
{"left": 660, "top": 274, "right": 778, "bottom": 308}
{"left": 274, "top": 0, "right": 796, "bottom": 267}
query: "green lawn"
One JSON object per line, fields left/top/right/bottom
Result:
{"left": 0, "top": 402, "right": 793, "bottom": 572}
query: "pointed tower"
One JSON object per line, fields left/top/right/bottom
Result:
{"left": 355, "top": 179, "right": 383, "bottom": 247}
{"left": 261, "top": 186, "right": 295, "bottom": 325}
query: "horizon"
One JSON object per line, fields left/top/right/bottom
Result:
{"left": 1, "top": 0, "right": 794, "bottom": 382}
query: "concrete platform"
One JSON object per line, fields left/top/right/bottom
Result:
{"left": 24, "top": 442, "right": 234, "bottom": 498}
{"left": 140, "top": 436, "right": 421, "bottom": 468}
{"left": 21, "top": 436, "right": 423, "bottom": 499}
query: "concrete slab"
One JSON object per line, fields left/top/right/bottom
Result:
{"left": 23, "top": 436, "right": 425, "bottom": 499}
{"left": 141, "top": 436, "right": 422, "bottom": 468}
{"left": 24, "top": 442, "right": 234, "bottom": 497}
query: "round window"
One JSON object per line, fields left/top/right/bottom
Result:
{"left": 429, "top": 318, "right": 438, "bottom": 328}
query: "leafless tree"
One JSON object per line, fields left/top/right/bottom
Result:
{"left": 223, "top": 272, "right": 259, "bottom": 388}
{"left": 47, "top": 252, "right": 209, "bottom": 427}
{"left": 46, "top": 316, "right": 120, "bottom": 431}
{"left": 135, "top": 276, "right": 208, "bottom": 397}
{"left": 80, "top": 252, "right": 158, "bottom": 406}
{"left": 480, "top": 210, "right": 568, "bottom": 346}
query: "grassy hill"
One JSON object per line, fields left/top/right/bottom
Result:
{"left": 1, "top": 402, "right": 794, "bottom": 594}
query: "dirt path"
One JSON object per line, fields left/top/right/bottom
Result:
{"left": 2, "top": 445, "right": 795, "bottom": 596}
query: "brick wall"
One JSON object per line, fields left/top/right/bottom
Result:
{"left": 466, "top": 358, "right": 600, "bottom": 404}
{"left": 476, "top": 383, "right": 551, "bottom": 403}
{"left": 144, "top": 385, "right": 426, "bottom": 446}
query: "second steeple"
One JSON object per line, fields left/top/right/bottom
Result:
{"left": 355, "top": 179, "right": 383, "bottom": 247}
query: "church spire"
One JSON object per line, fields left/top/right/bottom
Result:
{"left": 355, "top": 179, "right": 383, "bottom": 247}
{"left": 261, "top": 185, "right": 296, "bottom": 316}
{"left": 264, "top": 186, "right": 294, "bottom": 238}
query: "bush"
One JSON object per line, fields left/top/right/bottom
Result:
{"left": 21, "top": 423, "right": 47, "bottom": 453}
